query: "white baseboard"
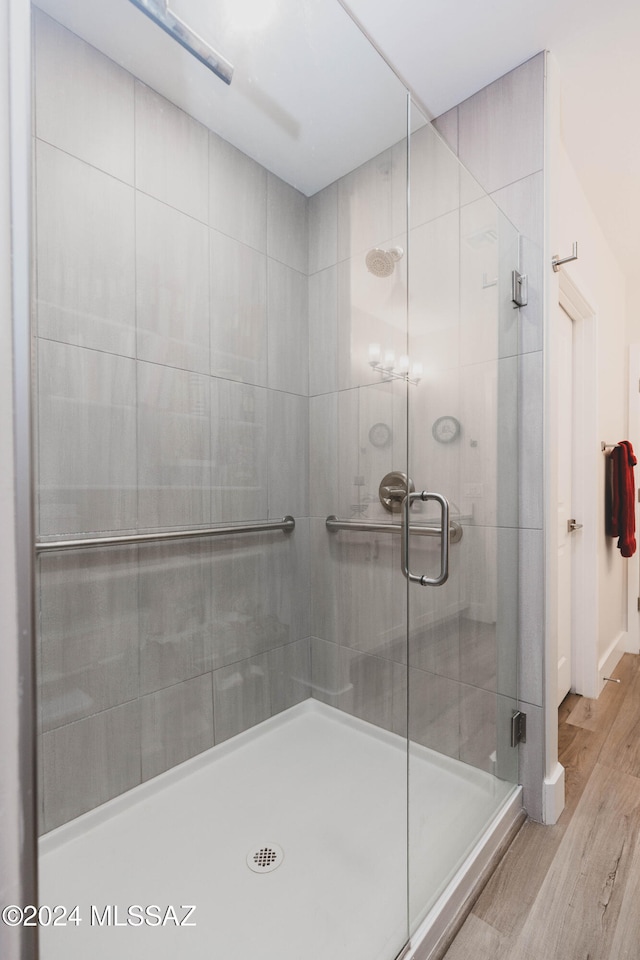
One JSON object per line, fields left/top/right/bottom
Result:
{"left": 597, "top": 631, "right": 627, "bottom": 695}
{"left": 621, "top": 626, "right": 639, "bottom": 655}
{"left": 543, "top": 762, "right": 565, "bottom": 825}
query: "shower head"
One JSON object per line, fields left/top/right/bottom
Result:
{"left": 365, "top": 246, "right": 404, "bottom": 278}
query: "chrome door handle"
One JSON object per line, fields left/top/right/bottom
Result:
{"left": 568, "top": 519, "right": 583, "bottom": 533}
{"left": 402, "top": 491, "right": 450, "bottom": 586}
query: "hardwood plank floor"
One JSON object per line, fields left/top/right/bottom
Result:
{"left": 442, "top": 653, "right": 640, "bottom": 960}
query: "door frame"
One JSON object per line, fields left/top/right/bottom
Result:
{"left": 556, "top": 270, "right": 599, "bottom": 698}
{"left": 626, "top": 344, "right": 640, "bottom": 655}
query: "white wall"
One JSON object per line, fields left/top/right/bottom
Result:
{"left": 546, "top": 51, "right": 628, "bottom": 705}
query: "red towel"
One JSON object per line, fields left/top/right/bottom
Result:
{"left": 608, "top": 440, "right": 637, "bottom": 557}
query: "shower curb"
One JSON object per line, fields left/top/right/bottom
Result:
{"left": 399, "top": 789, "right": 526, "bottom": 960}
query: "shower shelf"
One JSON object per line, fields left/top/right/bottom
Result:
{"left": 325, "top": 515, "right": 463, "bottom": 543}
{"left": 35, "top": 516, "right": 296, "bottom": 553}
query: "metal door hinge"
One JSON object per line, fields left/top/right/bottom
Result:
{"left": 511, "top": 710, "right": 527, "bottom": 747}
{"left": 511, "top": 270, "right": 528, "bottom": 307}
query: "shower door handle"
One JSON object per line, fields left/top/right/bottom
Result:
{"left": 402, "top": 491, "right": 450, "bottom": 586}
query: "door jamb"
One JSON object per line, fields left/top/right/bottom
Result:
{"left": 557, "top": 272, "right": 598, "bottom": 697}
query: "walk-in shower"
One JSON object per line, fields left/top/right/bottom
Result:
{"left": 32, "top": 1, "right": 523, "bottom": 957}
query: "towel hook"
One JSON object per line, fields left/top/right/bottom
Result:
{"left": 552, "top": 242, "right": 578, "bottom": 272}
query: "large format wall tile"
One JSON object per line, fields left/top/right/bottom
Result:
{"left": 308, "top": 182, "right": 338, "bottom": 275}
{"left": 409, "top": 210, "right": 460, "bottom": 376}
{"left": 267, "top": 259, "right": 309, "bottom": 396}
{"left": 210, "top": 229, "right": 267, "bottom": 386}
{"left": 409, "top": 538, "right": 462, "bottom": 674}
{"left": 139, "top": 542, "right": 214, "bottom": 696}
{"left": 491, "top": 171, "right": 544, "bottom": 355}
{"left": 459, "top": 681, "right": 497, "bottom": 774}
{"left": 460, "top": 195, "right": 516, "bottom": 366}
{"left": 308, "top": 266, "right": 338, "bottom": 396}
{"left": 410, "top": 122, "right": 460, "bottom": 228}
{"left": 458, "top": 53, "right": 544, "bottom": 196}
{"left": 267, "top": 390, "right": 309, "bottom": 518}
{"left": 137, "top": 362, "right": 212, "bottom": 529}
{"left": 36, "top": 141, "right": 136, "bottom": 356}
{"left": 211, "top": 379, "right": 268, "bottom": 522}
{"left": 409, "top": 667, "right": 460, "bottom": 760}
{"left": 337, "top": 146, "right": 406, "bottom": 262}
{"left": 336, "top": 250, "right": 408, "bottom": 391}
{"left": 268, "top": 639, "right": 311, "bottom": 714}
{"left": 310, "top": 637, "right": 406, "bottom": 736}
{"left": 38, "top": 547, "right": 139, "bottom": 732}
{"left": 136, "top": 193, "right": 210, "bottom": 374}
{"left": 355, "top": 379, "right": 407, "bottom": 521}
{"left": 338, "top": 149, "right": 392, "bottom": 262}
{"left": 213, "top": 653, "right": 271, "bottom": 744}
{"left": 432, "top": 107, "right": 458, "bottom": 154}
{"left": 42, "top": 701, "right": 141, "bottom": 832}
{"left": 37, "top": 340, "right": 137, "bottom": 536}
{"left": 209, "top": 523, "right": 310, "bottom": 671}
{"left": 519, "top": 349, "right": 543, "bottom": 529}
{"left": 34, "top": 12, "right": 134, "bottom": 184}
{"left": 141, "top": 673, "right": 214, "bottom": 780}
{"left": 311, "top": 522, "right": 405, "bottom": 664}
{"left": 309, "top": 392, "right": 339, "bottom": 520}
{"left": 518, "top": 527, "right": 544, "bottom": 707}
{"left": 135, "top": 81, "right": 209, "bottom": 222}
{"left": 267, "top": 172, "right": 308, "bottom": 275}
{"left": 209, "top": 131, "right": 266, "bottom": 251}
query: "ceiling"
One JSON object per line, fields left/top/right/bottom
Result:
{"left": 343, "top": 0, "right": 639, "bottom": 289}
{"left": 34, "top": 0, "right": 414, "bottom": 196}
{"left": 35, "top": 0, "right": 638, "bottom": 287}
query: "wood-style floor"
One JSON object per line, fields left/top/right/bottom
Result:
{"left": 442, "top": 652, "right": 640, "bottom": 960}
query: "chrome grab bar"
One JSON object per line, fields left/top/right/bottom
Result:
{"left": 402, "top": 492, "right": 450, "bottom": 586}
{"left": 325, "top": 514, "right": 462, "bottom": 543}
{"left": 35, "top": 516, "right": 295, "bottom": 553}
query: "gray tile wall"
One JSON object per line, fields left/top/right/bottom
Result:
{"left": 34, "top": 8, "right": 545, "bottom": 829}
{"left": 34, "top": 10, "right": 311, "bottom": 832}
{"left": 307, "top": 133, "right": 414, "bottom": 737}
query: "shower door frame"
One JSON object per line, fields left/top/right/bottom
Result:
{"left": 3, "top": 0, "right": 39, "bottom": 958}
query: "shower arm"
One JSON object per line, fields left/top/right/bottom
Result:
{"left": 128, "top": 0, "right": 234, "bottom": 85}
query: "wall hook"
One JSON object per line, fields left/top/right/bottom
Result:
{"left": 552, "top": 242, "right": 578, "bottom": 272}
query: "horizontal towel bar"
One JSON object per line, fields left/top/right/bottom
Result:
{"left": 325, "top": 515, "right": 463, "bottom": 543}
{"left": 35, "top": 516, "right": 296, "bottom": 553}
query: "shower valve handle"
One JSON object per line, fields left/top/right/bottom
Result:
{"left": 402, "top": 491, "right": 450, "bottom": 586}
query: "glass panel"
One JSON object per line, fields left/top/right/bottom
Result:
{"left": 407, "top": 108, "right": 520, "bottom": 931}
{"left": 34, "top": 2, "right": 411, "bottom": 960}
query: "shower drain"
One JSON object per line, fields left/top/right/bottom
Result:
{"left": 246, "top": 843, "right": 284, "bottom": 874}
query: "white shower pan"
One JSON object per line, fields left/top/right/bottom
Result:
{"left": 39, "top": 700, "right": 519, "bottom": 960}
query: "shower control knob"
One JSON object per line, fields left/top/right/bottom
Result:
{"left": 379, "top": 472, "right": 414, "bottom": 513}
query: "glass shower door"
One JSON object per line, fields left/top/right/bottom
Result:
{"left": 406, "top": 110, "right": 521, "bottom": 932}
